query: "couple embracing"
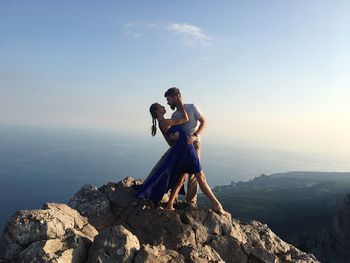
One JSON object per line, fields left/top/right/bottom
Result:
{"left": 136, "top": 87, "right": 227, "bottom": 216}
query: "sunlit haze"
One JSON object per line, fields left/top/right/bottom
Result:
{"left": 1, "top": 1, "right": 349, "bottom": 157}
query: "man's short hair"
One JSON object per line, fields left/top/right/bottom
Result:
{"left": 164, "top": 87, "right": 181, "bottom": 97}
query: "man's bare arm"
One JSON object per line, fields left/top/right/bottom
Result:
{"left": 187, "top": 115, "right": 207, "bottom": 144}
{"left": 195, "top": 116, "right": 207, "bottom": 136}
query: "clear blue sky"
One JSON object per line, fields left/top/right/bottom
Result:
{"left": 1, "top": 1, "right": 349, "bottom": 156}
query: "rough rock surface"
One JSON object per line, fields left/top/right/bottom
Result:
{"left": 134, "top": 244, "right": 185, "bottom": 263}
{"left": 2, "top": 177, "right": 319, "bottom": 262}
{"left": 2, "top": 203, "right": 98, "bottom": 262}
{"left": 87, "top": 225, "right": 140, "bottom": 263}
{"left": 311, "top": 193, "right": 350, "bottom": 263}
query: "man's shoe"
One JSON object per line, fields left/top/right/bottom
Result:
{"left": 185, "top": 202, "right": 197, "bottom": 208}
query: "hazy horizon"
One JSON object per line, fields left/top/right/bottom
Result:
{"left": 1, "top": 124, "right": 348, "bottom": 186}
{"left": 1, "top": 123, "right": 350, "bottom": 241}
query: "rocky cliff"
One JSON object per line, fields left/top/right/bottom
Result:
{"left": 311, "top": 193, "right": 350, "bottom": 263}
{"left": 1, "top": 177, "right": 319, "bottom": 263}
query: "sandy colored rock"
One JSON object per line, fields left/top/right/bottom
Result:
{"left": 179, "top": 245, "right": 224, "bottom": 263}
{"left": 2, "top": 204, "right": 97, "bottom": 262}
{"left": 134, "top": 244, "right": 185, "bottom": 263}
{"left": 2, "top": 176, "right": 320, "bottom": 263}
{"left": 87, "top": 225, "right": 140, "bottom": 263}
{"left": 18, "top": 229, "right": 90, "bottom": 263}
{"left": 68, "top": 184, "right": 116, "bottom": 230}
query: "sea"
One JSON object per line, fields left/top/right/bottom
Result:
{"left": 1, "top": 124, "right": 349, "bottom": 237}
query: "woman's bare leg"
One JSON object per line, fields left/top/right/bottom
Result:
{"left": 166, "top": 174, "right": 187, "bottom": 210}
{"left": 195, "top": 171, "right": 227, "bottom": 215}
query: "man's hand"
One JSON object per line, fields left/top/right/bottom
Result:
{"left": 187, "top": 135, "right": 197, "bottom": 144}
{"left": 169, "top": 132, "right": 180, "bottom": 142}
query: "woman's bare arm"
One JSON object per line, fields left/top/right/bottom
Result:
{"left": 161, "top": 102, "right": 189, "bottom": 128}
{"left": 159, "top": 98, "right": 189, "bottom": 146}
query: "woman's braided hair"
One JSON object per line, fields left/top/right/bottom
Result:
{"left": 149, "top": 103, "right": 159, "bottom": 136}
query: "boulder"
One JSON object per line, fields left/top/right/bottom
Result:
{"left": 2, "top": 203, "right": 97, "bottom": 262}
{"left": 134, "top": 244, "right": 185, "bottom": 263}
{"left": 179, "top": 245, "right": 224, "bottom": 262}
{"left": 18, "top": 228, "right": 90, "bottom": 263}
{"left": 87, "top": 225, "right": 140, "bottom": 263}
{"left": 68, "top": 184, "right": 115, "bottom": 230}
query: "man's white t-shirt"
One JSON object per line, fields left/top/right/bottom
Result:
{"left": 171, "top": 104, "right": 203, "bottom": 141}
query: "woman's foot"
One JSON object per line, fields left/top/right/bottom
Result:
{"left": 165, "top": 203, "right": 175, "bottom": 211}
{"left": 212, "top": 205, "right": 230, "bottom": 217}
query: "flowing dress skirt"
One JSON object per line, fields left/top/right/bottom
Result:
{"left": 135, "top": 127, "right": 201, "bottom": 202}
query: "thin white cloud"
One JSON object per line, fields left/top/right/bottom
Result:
{"left": 124, "top": 22, "right": 136, "bottom": 28}
{"left": 124, "top": 22, "right": 142, "bottom": 38}
{"left": 125, "top": 22, "right": 159, "bottom": 29}
{"left": 123, "top": 22, "right": 213, "bottom": 47}
{"left": 167, "top": 23, "right": 212, "bottom": 47}
{"left": 124, "top": 29, "right": 142, "bottom": 38}
{"left": 123, "top": 22, "right": 160, "bottom": 38}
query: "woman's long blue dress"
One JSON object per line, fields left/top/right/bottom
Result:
{"left": 135, "top": 125, "right": 202, "bottom": 202}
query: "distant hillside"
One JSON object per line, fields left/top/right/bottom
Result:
{"left": 199, "top": 171, "right": 350, "bottom": 262}
{"left": 214, "top": 171, "right": 350, "bottom": 190}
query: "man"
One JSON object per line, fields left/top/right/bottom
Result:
{"left": 164, "top": 87, "right": 207, "bottom": 207}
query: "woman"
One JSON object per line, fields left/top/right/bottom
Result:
{"left": 136, "top": 96, "right": 227, "bottom": 215}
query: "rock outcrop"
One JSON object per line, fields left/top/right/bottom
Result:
{"left": 2, "top": 203, "right": 98, "bottom": 262}
{"left": 311, "top": 193, "right": 350, "bottom": 263}
{"left": 87, "top": 225, "right": 140, "bottom": 263}
{"left": 2, "top": 177, "right": 319, "bottom": 262}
